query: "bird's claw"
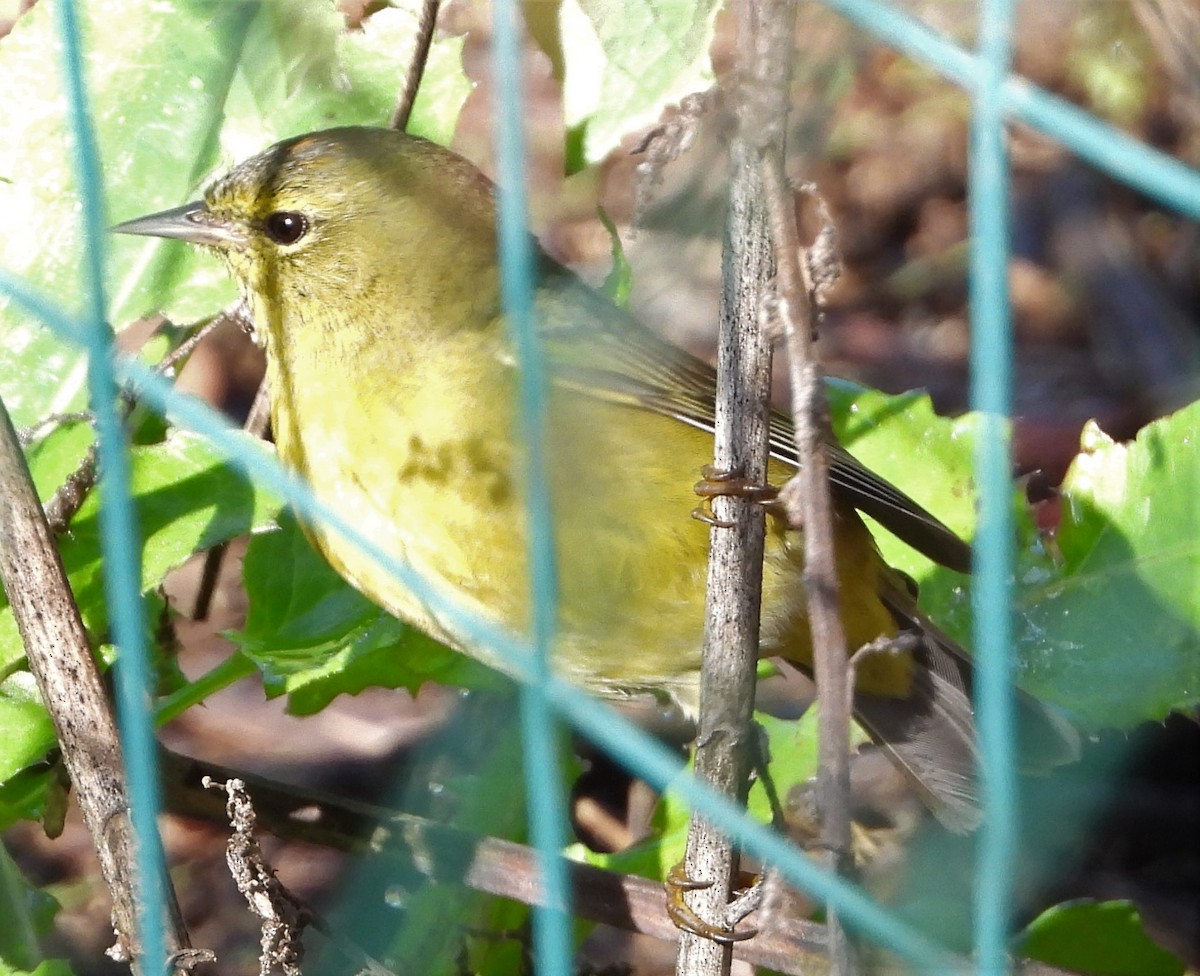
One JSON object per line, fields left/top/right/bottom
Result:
{"left": 664, "top": 862, "right": 760, "bottom": 944}
{"left": 691, "top": 464, "right": 780, "bottom": 528}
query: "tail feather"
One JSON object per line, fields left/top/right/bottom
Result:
{"left": 854, "top": 641, "right": 982, "bottom": 834}
{"left": 853, "top": 571, "right": 1081, "bottom": 833}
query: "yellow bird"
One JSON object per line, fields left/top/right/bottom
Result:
{"left": 116, "top": 126, "right": 1076, "bottom": 833}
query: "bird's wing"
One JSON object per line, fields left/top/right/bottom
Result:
{"left": 531, "top": 267, "right": 973, "bottom": 574}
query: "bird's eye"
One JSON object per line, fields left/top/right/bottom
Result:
{"left": 263, "top": 211, "right": 308, "bottom": 245}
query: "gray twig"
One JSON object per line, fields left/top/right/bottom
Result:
{"left": 674, "top": 7, "right": 780, "bottom": 976}
{"left": 0, "top": 395, "right": 197, "bottom": 973}
{"left": 729, "top": 0, "right": 857, "bottom": 971}
{"left": 203, "top": 776, "right": 311, "bottom": 976}
{"left": 390, "top": 0, "right": 441, "bottom": 132}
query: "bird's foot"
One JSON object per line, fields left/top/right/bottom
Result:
{"left": 691, "top": 464, "right": 780, "bottom": 527}
{"left": 665, "top": 862, "right": 760, "bottom": 944}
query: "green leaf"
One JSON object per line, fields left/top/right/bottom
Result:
{"left": 0, "top": 428, "right": 278, "bottom": 806}
{"left": 580, "top": 709, "right": 848, "bottom": 883}
{"left": 747, "top": 708, "right": 870, "bottom": 823}
{"left": 1015, "top": 406, "right": 1200, "bottom": 728}
{"left": 0, "top": 844, "right": 62, "bottom": 974}
{"left": 235, "top": 512, "right": 499, "bottom": 714}
{"left": 1, "top": 0, "right": 470, "bottom": 425}
{"left": 58, "top": 431, "right": 277, "bottom": 638}
{"left": 339, "top": 6, "right": 471, "bottom": 150}
{"left": 828, "top": 384, "right": 1200, "bottom": 729}
{"left": 0, "top": 961, "right": 76, "bottom": 976}
{"left": 1017, "top": 900, "right": 1185, "bottom": 976}
{"left": 826, "top": 380, "right": 983, "bottom": 641}
{"left": 0, "top": 675, "right": 54, "bottom": 786}
{"left": 0, "top": 767, "right": 54, "bottom": 833}
{"left": 559, "top": 0, "right": 719, "bottom": 165}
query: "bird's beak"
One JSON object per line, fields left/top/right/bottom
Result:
{"left": 112, "top": 201, "right": 245, "bottom": 249}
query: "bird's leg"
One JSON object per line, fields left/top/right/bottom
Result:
{"left": 664, "top": 722, "right": 782, "bottom": 943}
{"left": 664, "top": 863, "right": 761, "bottom": 944}
{"left": 691, "top": 463, "right": 780, "bottom": 528}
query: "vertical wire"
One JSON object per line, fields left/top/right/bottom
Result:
{"left": 56, "top": 1, "right": 168, "bottom": 972}
{"left": 490, "top": 1, "right": 573, "bottom": 973}
{"left": 969, "top": 1, "right": 1018, "bottom": 972}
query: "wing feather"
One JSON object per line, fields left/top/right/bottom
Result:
{"left": 534, "top": 267, "right": 972, "bottom": 573}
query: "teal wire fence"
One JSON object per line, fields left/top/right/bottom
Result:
{"left": 966, "top": 4, "right": 1019, "bottom": 973}
{"left": 4, "top": 1, "right": 1200, "bottom": 975}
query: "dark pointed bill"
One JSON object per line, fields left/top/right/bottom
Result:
{"left": 111, "top": 201, "right": 244, "bottom": 248}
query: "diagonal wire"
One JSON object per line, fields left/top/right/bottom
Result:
{"left": 819, "top": 0, "right": 1200, "bottom": 219}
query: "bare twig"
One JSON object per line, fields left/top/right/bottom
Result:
{"left": 203, "top": 775, "right": 400, "bottom": 976}
{"left": 731, "top": 0, "right": 856, "bottom": 971}
{"left": 765, "top": 95, "right": 859, "bottom": 976}
{"left": 631, "top": 90, "right": 721, "bottom": 227}
{"left": 190, "top": 374, "right": 270, "bottom": 621}
{"left": 203, "top": 776, "right": 311, "bottom": 976}
{"left": 674, "top": 13, "right": 779, "bottom": 976}
{"left": 0, "top": 395, "right": 198, "bottom": 972}
{"left": 41, "top": 313, "right": 226, "bottom": 534}
{"left": 760, "top": 155, "right": 855, "bottom": 899}
{"left": 17, "top": 411, "right": 91, "bottom": 446}
{"left": 43, "top": 439, "right": 101, "bottom": 533}
{"left": 389, "top": 0, "right": 441, "bottom": 132}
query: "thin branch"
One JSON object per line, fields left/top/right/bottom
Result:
{"left": 389, "top": 0, "right": 441, "bottom": 132}
{"left": 761, "top": 156, "right": 855, "bottom": 975}
{"left": 674, "top": 8, "right": 779, "bottom": 976}
{"left": 732, "top": 0, "right": 856, "bottom": 970}
{"left": 41, "top": 313, "right": 227, "bottom": 534}
{"left": 192, "top": 375, "right": 270, "bottom": 621}
{"left": 0, "top": 395, "right": 199, "bottom": 973}
{"left": 202, "top": 776, "right": 313, "bottom": 976}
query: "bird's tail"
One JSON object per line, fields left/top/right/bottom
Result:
{"left": 852, "top": 572, "right": 1080, "bottom": 834}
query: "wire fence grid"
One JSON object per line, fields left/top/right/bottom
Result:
{"left": 4, "top": 0, "right": 1200, "bottom": 975}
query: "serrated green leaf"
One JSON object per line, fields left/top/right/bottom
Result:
{"left": 60, "top": 430, "right": 279, "bottom": 633}
{"left": 236, "top": 511, "right": 499, "bottom": 713}
{"left": 1015, "top": 405, "right": 1200, "bottom": 728}
{"left": 1017, "top": 900, "right": 1185, "bottom": 976}
{"left": 240, "top": 513, "right": 381, "bottom": 655}
{"left": 560, "top": 0, "right": 719, "bottom": 165}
